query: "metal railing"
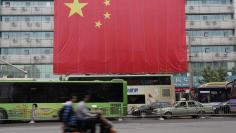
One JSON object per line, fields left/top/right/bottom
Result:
{"left": 1, "top": 104, "right": 236, "bottom": 123}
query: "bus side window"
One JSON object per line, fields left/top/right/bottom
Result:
{"left": 0, "top": 84, "right": 10, "bottom": 103}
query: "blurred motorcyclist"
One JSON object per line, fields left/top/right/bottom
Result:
{"left": 77, "top": 95, "right": 113, "bottom": 133}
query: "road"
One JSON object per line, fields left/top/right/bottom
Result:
{"left": 0, "top": 118, "right": 236, "bottom": 133}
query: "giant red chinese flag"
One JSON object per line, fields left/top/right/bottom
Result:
{"left": 54, "top": 0, "right": 187, "bottom": 74}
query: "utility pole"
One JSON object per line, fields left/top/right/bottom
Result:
{"left": 188, "top": 35, "right": 193, "bottom": 100}
{"left": 0, "top": 58, "right": 28, "bottom": 78}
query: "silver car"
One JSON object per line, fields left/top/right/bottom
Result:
{"left": 153, "top": 100, "right": 214, "bottom": 119}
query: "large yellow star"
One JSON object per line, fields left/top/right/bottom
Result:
{"left": 104, "top": 0, "right": 111, "bottom": 6}
{"left": 104, "top": 12, "right": 111, "bottom": 19}
{"left": 95, "top": 21, "right": 102, "bottom": 28}
{"left": 65, "top": 0, "right": 88, "bottom": 17}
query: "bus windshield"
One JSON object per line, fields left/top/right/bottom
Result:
{"left": 197, "top": 82, "right": 230, "bottom": 103}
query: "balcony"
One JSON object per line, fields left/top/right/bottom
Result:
{"left": 0, "top": 6, "right": 53, "bottom": 15}
{"left": 186, "top": 37, "right": 236, "bottom": 46}
{"left": 186, "top": 20, "right": 234, "bottom": 29}
{"left": 186, "top": 5, "right": 234, "bottom": 14}
{"left": 0, "top": 21, "right": 53, "bottom": 31}
{"left": 189, "top": 52, "right": 236, "bottom": 62}
{"left": 0, "top": 55, "right": 52, "bottom": 64}
{"left": 0, "top": 38, "right": 53, "bottom": 48}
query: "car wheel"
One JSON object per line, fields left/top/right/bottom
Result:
{"left": 164, "top": 112, "right": 172, "bottom": 119}
{"left": 0, "top": 109, "right": 7, "bottom": 124}
{"left": 192, "top": 115, "right": 198, "bottom": 119}
{"left": 197, "top": 111, "right": 206, "bottom": 118}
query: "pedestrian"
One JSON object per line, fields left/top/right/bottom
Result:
{"left": 61, "top": 96, "right": 78, "bottom": 132}
{"left": 77, "top": 94, "right": 113, "bottom": 133}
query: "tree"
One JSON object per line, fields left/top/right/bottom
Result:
{"left": 231, "top": 66, "right": 236, "bottom": 75}
{"left": 216, "top": 67, "right": 228, "bottom": 81}
{"left": 200, "top": 66, "right": 228, "bottom": 83}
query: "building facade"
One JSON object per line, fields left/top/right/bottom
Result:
{"left": 0, "top": 0, "right": 236, "bottom": 87}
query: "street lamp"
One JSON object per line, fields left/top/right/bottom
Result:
{"left": 0, "top": 58, "right": 28, "bottom": 78}
{"left": 188, "top": 35, "right": 193, "bottom": 100}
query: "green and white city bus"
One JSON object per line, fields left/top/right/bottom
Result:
{"left": 67, "top": 74, "right": 175, "bottom": 114}
{"left": 0, "top": 79, "right": 128, "bottom": 123}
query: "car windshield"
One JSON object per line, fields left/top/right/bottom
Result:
{"left": 220, "top": 101, "right": 229, "bottom": 105}
{"left": 139, "top": 105, "right": 149, "bottom": 110}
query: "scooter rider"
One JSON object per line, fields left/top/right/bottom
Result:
{"left": 77, "top": 94, "right": 112, "bottom": 133}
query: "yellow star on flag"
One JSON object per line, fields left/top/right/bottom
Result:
{"left": 95, "top": 21, "right": 102, "bottom": 28}
{"left": 65, "top": 0, "right": 88, "bottom": 17}
{"left": 104, "top": 12, "right": 111, "bottom": 19}
{"left": 104, "top": 0, "right": 111, "bottom": 6}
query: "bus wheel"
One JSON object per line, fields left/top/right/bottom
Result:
{"left": 164, "top": 112, "right": 172, "bottom": 119}
{"left": 0, "top": 109, "right": 7, "bottom": 124}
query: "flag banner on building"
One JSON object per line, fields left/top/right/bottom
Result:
{"left": 54, "top": 0, "right": 187, "bottom": 74}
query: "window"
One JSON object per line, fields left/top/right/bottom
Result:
{"left": 188, "top": 102, "right": 196, "bottom": 107}
{"left": 225, "top": 47, "right": 231, "bottom": 53}
{"left": 44, "top": 49, "right": 50, "bottom": 54}
{"left": 4, "top": 2, "right": 10, "bottom": 7}
{"left": 176, "top": 102, "right": 187, "bottom": 107}
{"left": 24, "top": 50, "right": 29, "bottom": 55}
{"left": 128, "top": 95, "right": 145, "bottom": 104}
{"left": 162, "top": 89, "right": 170, "bottom": 97}
{"left": 4, "top": 17, "right": 10, "bottom": 22}
{"left": 205, "top": 48, "right": 210, "bottom": 53}
{"left": 204, "top": 32, "right": 209, "bottom": 37}
{"left": 224, "top": 31, "right": 229, "bottom": 37}
{"left": 11, "top": 82, "right": 124, "bottom": 103}
{"left": 25, "top": 2, "right": 31, "bottom": 6}
{"left": 0, "top": 84, "right": 10, "bottom": 103}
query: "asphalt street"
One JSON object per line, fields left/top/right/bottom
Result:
{"left": 0, "top": 117, "right": 236, "bottom": 133}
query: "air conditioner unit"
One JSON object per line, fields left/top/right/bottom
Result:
{"left": 33, "top": 56, "right": 40, "bottom": 60}
{"left": 194, "top": 53, "right": 198, "bottom": 57}
{"left": 212, "top": 21, "right": 217, "bottom": 25}
{"left": 190, "top": 21, "right": 194, "bottom": 25}
{"left": 191, "top": 38, "right": 195, "bottom": 41}
{"left": 35, "top": 39, "right": 41, "bottom": 43}
{"left": 215, "top": 53, "right": 220, "bottom": 57}
{"left": 35, "top": 22, "right": 41, "bottom": 27}
{"left": 224, "top": 53, "right": 228, "bottom": 57}
{"left": 205, "top": 21, "right": 210, "bottom": 25}
{"left": 27, "top": 22, "right": 32, "bottom": 27}
{"left": 189, "top": 6, "right": 194, "bottom": 10}
{"left": 34, "top": 7, "right": 40, "bottom": 11}
{"left": 11, "top": 22, "right": 17, "bottom": 27}
{"left": 12, "top": 38, "right": 17, "bottom": 43}
{"left": 25, "top": 38, "right": 31, "bottom": 43}
{"left": 21, "top": 7, "right": 27, "bottom": 11}
{"left": 228, "top": 6, "right": 233, "bottom": 10}
{"left": 229, "top": 37, "right": 233, "bottom": 40}
{"left": 41, "top": 55, "right": 46, "bottom": 59}
{"left": 1, "top": 56, "right": 7, "bottom": 60}
{"left": 11, "top": 7, "right": 16, "bottom": 11}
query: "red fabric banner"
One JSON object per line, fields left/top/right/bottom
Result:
{"left": 54, "top": 0, "right": 187, "bottom": 74}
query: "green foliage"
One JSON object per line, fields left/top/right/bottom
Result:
{"left": 231, "top": 66, "right": 236, "bottom": 75}
{"left": 200, "top": 66, "right": 228, "bottom": 83}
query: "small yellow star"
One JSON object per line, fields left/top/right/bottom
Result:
{"left": 104, "top": 12, "right": 111, "bottom": 19}
{"left": 65, "top": 0, "right": 88, "bottom": 17}
{"left": 95, "top": 21, "right": 102, "bottom": 28}
{"left": 104, "top": 0, "right": 111, "bottom": 6}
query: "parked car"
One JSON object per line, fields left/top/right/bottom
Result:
{"left": 132, "top": 102, "right": 172, "bottom": 116}
{"left": 153, "top": 100, "right": 214, "bottom": 119}
{"left": 213, "top": 101, "right": 231, "bottom": 114}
